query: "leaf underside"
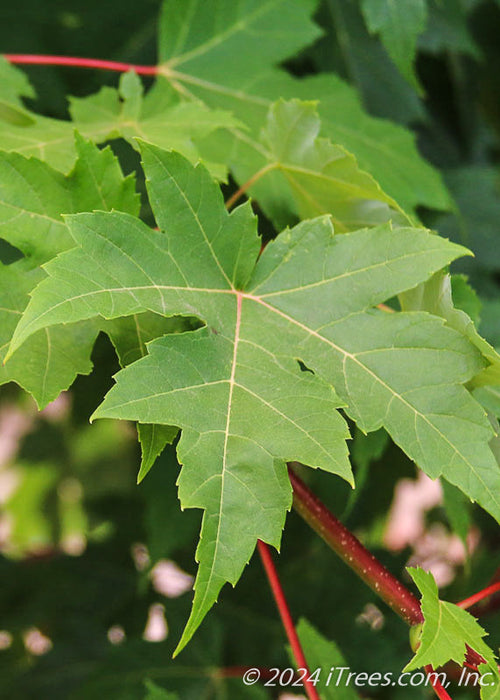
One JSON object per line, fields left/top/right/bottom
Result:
{"left": 7, "top": 144, "right": 500, "bottom": 652}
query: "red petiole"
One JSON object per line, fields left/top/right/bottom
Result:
{"left": 4, "top": 53, "right": 158, "bottom": 74}
{"left": 257, "top": 540, "right": 321, "bottom": 700}
{"left": 457, "top": 581, "right": 500, "bottom": 610}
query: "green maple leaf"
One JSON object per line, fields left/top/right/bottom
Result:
{"left": 0, "top": 131, "right": 188, "bottom": 426}
{"left": 0, "top": 133, "right": 138, "bottom": 405}
{"left": 361, "top": 0, "right": 428, "bottom": 91}
{"left": 102, "top": 311, "right": 188, "bottom": 480}
{"left": 70, "top": 71, "right": 240, "bottom": 179}
{"left": 0, "top": 103, "right": 79, "bottom": 173}
{"left": 0, "top": 131, "right": 138, "bottom": 266}
{"left": 136, "top": 423, "right": 179, "bottom": 482}
{"left": 293, "top": 619, "right": 358, "bottom": 699}
{"left": 0, "top": 66, "right": 237, "bottom": 177}
{"left": 401, "top": 272, "right": 500, "bottom": 419}
{"left": 0, "top": 57, "right": 35, "bottom": 107}
{"left": 0, "top": 260, "right": 99, "bottom": 406}
{"left": 6, "top": 144, "right": 499, "bottom": 650}
{"left": 405, "top": 567, "right": 499, "bottom": 699}
{"left": 157, "top": 0, "right": 450, "bottom": 216}
{"left": 143, "top": 681, "right": 178, "bottom": 700}
{"left": 400, "top": 271, "right": 500, "bottom": 387}
{"left": 233, "top": 98, "right": 409, "bottom": 231}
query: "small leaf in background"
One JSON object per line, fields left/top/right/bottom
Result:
{"left": 361, "top": 0, "right": 428, "bottom": 90}
{"left": 247, "top": 98, "right": 407, "bottom": 230}
{"left": 293, "top": 618, "right": 358, "bottom": 699}
{"left": 405, "top": 567, "right": 498, "bottom": 681}
{"left": 70, "top": 72, "right": 241, "bottom": 180}
{"left": 312, "top": 0, "right": 425, "bottom": 125}
{"left": 157, "top": 0, "right": 451, "bottom": 218}
{"left": 0, "top": 133, "right": 138, "bottom": 406}
{"left": 342, "top": 428, "right": 389, "bottom": 519}
{"left": 0, "top": 131, "right": 139, "bottom": 265}
{"left": 103, "top": 311, "right": 190, "bottom": 481}
{"left": 451, "top": 274, "right": 482, "bottom": 325}
{"left": 141, "top": 446, "right": 200, "bottom": 564}
{"left": 439, "top": 167, "right": 500, "bottom": 273}
{"left": 137, "top": 423, "right": 178, "bottom": 484}
{"left": 418, "top": 0, "right": 481, "bottom": 58}
{"left": 143, "top": 680, "right": 178, "bottom": 700}
{"left": 351, "top": 428, "right": 389, "bottom": 471}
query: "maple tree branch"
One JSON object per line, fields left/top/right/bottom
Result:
{"left": 4, "top": 54, "right": 158, "bottom": 75}
{"left": 225, "top": 163, "right": 277, "bottom": 210}
{"left": 257, "top": 540, "right": 320, "bottom": 700}
{"left": 289, "top": 467, "right": 491, "bottom": 675}
{"left": 288, "top": 466, "right": 423, "bottom": 625}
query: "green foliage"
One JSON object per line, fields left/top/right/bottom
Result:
{"left": 8, "top": 140, "right": 500, "bottom": 648}
{"left": 361, "top": 0, "right": 428, "bottom": 90}
{"left": 2, "top": 0, "right": 500, "bottom": 697}
{"left": 0, "top": 132, "right": 139, "bottom": 406}
{"left": 0, "top": 62, "right": 236, "bottom": 177}
{"left": 406, "top": 568, "right": 499, "bottom": 698}
{"left": 155, "top": 0, "right": 451, "bottom": 218}
{"left": 143, "top": 681, "right": 177, "bottom": 700}
{"left": 247, "top": 98, "right": 407, "bottom": 230}
{"left": 0, "top": 131, "right": 138, "bottom": 265}
{"left": 294, "top": 618, "right": 358, "bottom": 699}
{"left": 70, "top": 72, "right": 239, "bottom": 179}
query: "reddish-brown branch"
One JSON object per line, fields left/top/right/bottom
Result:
{"left": 4, "top": 54, "right": 158, "bottom": 75}
{"left": 289, "top": 467, "right": 423, "bottom": 625}
{"left": 257, "top": 540, "right": 320, "bottom": 700}
{"left": 289, "top": 467, "right": 491, "bottom": 675}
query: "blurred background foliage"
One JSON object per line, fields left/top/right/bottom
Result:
{"left": 2, "top": 1, "right": 500, "bottom": 698}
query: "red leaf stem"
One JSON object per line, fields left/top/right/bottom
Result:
{"left": 4, "top": 54, "right": 158, "bottom": 75}
{"left": 457, "top": 581, "right": 500, "bottom": 610}
{"left": 469, "top": 568, "right": 500, "bottom": 618}
{"left": 424, "top": 665, "right": 453, "bottom": 700}
{"left": 225, "top": 163, "right": 276, "bottom": 210}
{"left": 257, "top": 540, "right": 321, "bottom": 700}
